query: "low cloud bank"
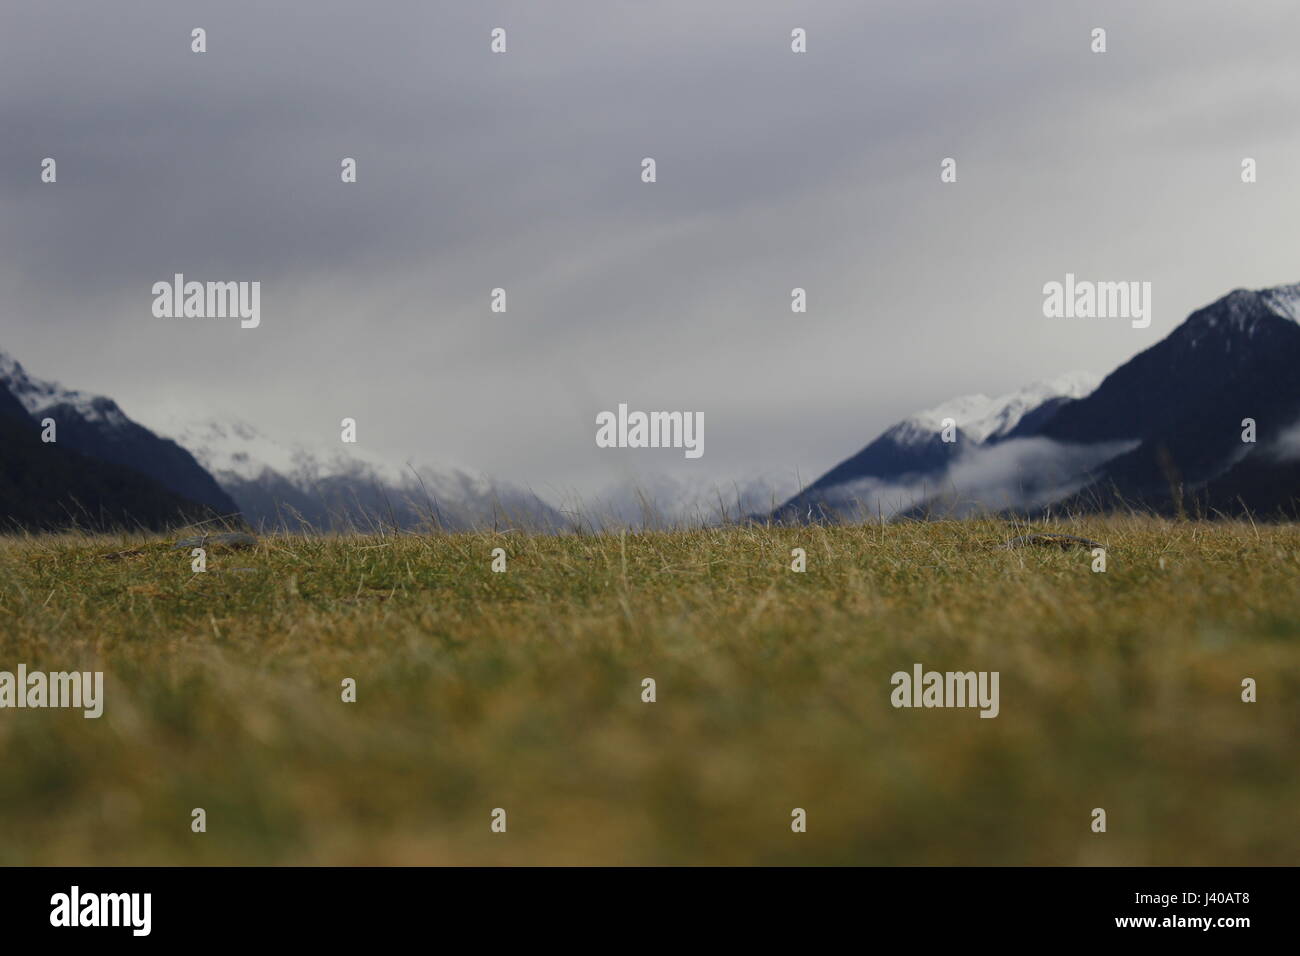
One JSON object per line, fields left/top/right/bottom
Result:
{"left": 1265, "top": 419, "right": 1300, "bottom": 461}
{"left": 802, "top": 437, "right": 1139, "bottom": 522}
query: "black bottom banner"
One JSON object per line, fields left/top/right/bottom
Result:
{"left": 0, "top": 865, "right": 1286, "bottom": 943}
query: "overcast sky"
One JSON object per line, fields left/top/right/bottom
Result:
{"left": 4, "top": 0, "right": 1300, "bottom": 505}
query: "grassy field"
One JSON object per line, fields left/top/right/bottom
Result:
{"left": 0, "top": 517, "right": 1296, "bottom": 866}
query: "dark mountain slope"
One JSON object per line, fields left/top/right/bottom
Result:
{"left": 0, "top": 351, "right": 239, "bottom": 517}
{"left": 1042, "top": 286, "right": 1300, "bottom": 511}
{"left": 0, "top": 386, "right": 215, "bottom": 531}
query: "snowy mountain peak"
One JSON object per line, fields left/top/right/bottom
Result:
{"left": 895, "top": 371, "right": 1099, "bottom": 445}
{"left": 157, "top": 418, "right": 302, "bottom": 482}
{"left": 153, "top": 416, "right": 410, "bottom": 485}
{"left": 0, "top": 350, "right": 130, "bottom": 427}
{"left": 147, "top": 414, "right": 564, "bottom": 532}
{"left": 1259, "top": 282, "right": 1300, "bottom": 322}
{"left": 1178, "top": 282, "right": 1300, "bottom": 348}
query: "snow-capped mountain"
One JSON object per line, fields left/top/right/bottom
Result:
{"left": 891, "top": 372, "right": 1099, "bottom": 446}
{"left": 8, "top": 278, "right": 1300, "bottom": 532}
{"left": 0, "top": 351, "right": 239, "bottom": 516}
{"left": 0, "top": 365, "right": 218, "bottom": 531}
{"left": 0, "top": 351, "right": 132, "bottom": 428}
{"left": 0, "top": 348, "right": 563, "bottom": 533}
{"left": 1258, "top": 282, "right": 1300, "bottom": 323}
{"left": 772, "top": 281, "right": 1300, "bottom": 522}
{"left": 1040, "top": 282, "right": 1300, "bottom": 515}
{"left": 157, "top": 417, "right": 396, "bottom": 486}
{"left": 153, "top": 417, "right": 565, "bottom": 532}
{"left": 770, "top": 371, "right": 1100, "bottom": 521}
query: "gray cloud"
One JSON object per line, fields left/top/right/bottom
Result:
{"left": 1265, "top": 419, "right": 1300, "bottom": 462}
{"left": 815, "top": 437, "right": 1140, "bottom": 521}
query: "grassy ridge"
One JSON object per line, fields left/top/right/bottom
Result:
{"left": 0, "top": 518, "right": 1296, "bottom": 865}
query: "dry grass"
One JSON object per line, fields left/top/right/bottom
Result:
{"left": 0, "top": 516, "right": 1296, "bottom": 865}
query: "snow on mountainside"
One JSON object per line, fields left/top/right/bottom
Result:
{"left": 1260, "top": 282, "right": 1300, "bottom": 322}
{"left": 1178, "top": 282, "right": 1300, "bottom": 349}
{"left": 151, "top": 416, "right": 565, "bottom": 532}
{"left": 155, "top": 417, "right": 395, "bottom": 485}
{"left": 771, "top": 370, "right": 1101, "bottom": 522}
{"left": 894, "top": 371, "right": 1099, "bottom": 446}
{"left": 778, "top": 279, "right": 1300, "bottom": 524}
{"left": 0, "top": 351, "right": 131, "bottom": 427}
{"left": 1038, "top": 281, "right": 1300, "bottom": 514}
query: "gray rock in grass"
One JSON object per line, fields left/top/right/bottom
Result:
{"left": 172, "top": 532, "right": 259, "bottom": 551}
{"left": 999, "top": 532, "right": 1104, "bottom": 550}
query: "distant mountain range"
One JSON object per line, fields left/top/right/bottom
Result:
{"left": 6, "top": 280, "right": 1300, "bottom": 531}
{"left": 0, "top": 351, "right": 562, "bottom": 532}
{"left": 773, "top": 282, "right": 1300, "bottom": 522}
{"left": 156, "top": 418, "right": 564, "bottom": 532}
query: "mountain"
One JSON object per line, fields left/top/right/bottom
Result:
{"left": 0, "top": 352, "right": 240, "bottom": 517}
{"left": 11, "top": 278, "right": 1300, "bottom": 533}
{"left": 772, "top": 372, "right": 1100, "bottom": 521}
{"left": 0, "top": 373, "right": 31, "bottom": 423}
{"left": 154, "top": 418, "right": 567, "bottom": 532}
{"left": 1036, "top": 285, "right": 1300, "bottom": 516}
{"left": 772, "top": 282, "right": 1300, "bottom": 523}
{"left": 0, "top": 378, "right": 216, "bottom": 531}
{"left": 0, "top": 348, "right": 561, "bottom": 533}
